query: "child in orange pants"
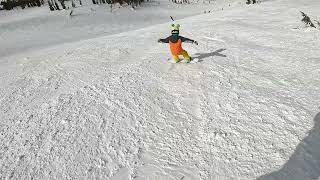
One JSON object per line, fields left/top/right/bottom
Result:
{"left": 158, "top": 24, "right": 198, "bottom": 63}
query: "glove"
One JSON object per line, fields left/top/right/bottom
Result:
{"left": 193, "top": 41, "right": 198, "bottom": 45}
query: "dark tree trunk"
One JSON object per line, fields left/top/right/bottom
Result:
{"left": 301, "top": 11, "right": 316, "bottom": 28}
{"left": 60, "top": 0, "right": 66, "bottom": 9}
{"left": 71, "top": 0, "right": 75, "bottom": 7}
{"left": 54, "top": 0, "right": 60, "bottom": 10}
{"left": 48, "top": 0, "right": 54, "bottom": 10}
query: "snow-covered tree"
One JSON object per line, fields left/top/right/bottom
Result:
{"left": 52, "top": 0, "right": 59, "bottom": 10}
{"left": 246, "top": 0, "right": 256, "bottom": 4}
{"left": 315, "top": 20, "right": 320, "bottom": 28}
{"left": 59, "top": 0, "right": 66, "bottom": 9}
{"left": 48, "top": 0, "right": 54, "bottom": 10}
{"left": 0, "top": 0, "right": 44, "bottom": 10}
{"left": 300, "top": 11, "right": 316, "bottom": 28}
{"left": 171, "top": 0, "right": 190, "bottom": 4}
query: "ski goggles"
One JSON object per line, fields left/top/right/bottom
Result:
{"left": 171, "top": 30, "right": 179, "bottom": 34}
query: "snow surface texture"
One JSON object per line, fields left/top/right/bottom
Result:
{"left": 0, "top": 0, "right": 320, "bottom": 179}
{"left": 0, "top": 0, "right": 240, "bottom": 57}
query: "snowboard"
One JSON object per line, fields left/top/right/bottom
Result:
{"left": 167, "top": 57, "right": 199, "bottom": 64}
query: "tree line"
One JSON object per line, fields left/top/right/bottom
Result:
{"left": 0, "top": 0, "right": 260, "bottom": 11}
{"left": 1, "top": 0, "right": 44, "bottom": 10}
{"left": 48, "top": 0, "right": 82, "bottom": 11}
{"left": 91, "top": 0, "right": 149, "bottom": 8}
{"left": 1, "top": 0, "right": 148, "bottom": 11}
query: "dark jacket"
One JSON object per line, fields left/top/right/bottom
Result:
{"left": 159, "top": 35, "right": 195, "bottom": 44}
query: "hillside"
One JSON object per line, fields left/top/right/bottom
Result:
{"left": 0, "top": 0, "right": 240, "bottom": 57}
{"left": 0, "top": 0, "right": 320, "bottom": 179}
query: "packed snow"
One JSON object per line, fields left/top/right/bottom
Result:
{"left": 0, "top": 0, "right": 320, "bottom": 179}
{"left": 0, "top": 0, "right": 241, "bottom": 57}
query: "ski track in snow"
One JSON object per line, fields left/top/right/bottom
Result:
{"left": 1, "top": 0, "right": 320, "bottom": 179}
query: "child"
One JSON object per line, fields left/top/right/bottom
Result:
{"left": 158, "top": 24, "right": 198, "bottom": 63}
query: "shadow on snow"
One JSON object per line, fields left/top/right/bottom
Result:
{"left": 258, "top": 112, "right": 320, "bottom": 180}
{"left": 194, "top": 48, "right": 227, "bottom": 62}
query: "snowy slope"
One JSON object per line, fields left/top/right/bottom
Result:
{"left": 1, "top": 0, "right": 320, "bottom": 179}
{"left": 0, "top": 0, "right": 241, "bottom": 57}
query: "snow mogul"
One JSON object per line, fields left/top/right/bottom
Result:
{"left": 158, "top": 24, "right": 198, "bottom": 63}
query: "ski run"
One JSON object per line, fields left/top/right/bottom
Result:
{"left": 0, "top": 0, "right": 320, "bottom": 179}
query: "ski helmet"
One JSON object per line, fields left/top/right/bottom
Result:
{"left": 171, "top": 23, "right": 180, "bottom": 34}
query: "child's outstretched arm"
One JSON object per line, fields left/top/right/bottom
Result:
{"left": 158, "top": 36, "right": 170, "bottom": 43}
{"left": 180, "top": 36, "right": 198, "bottom": 45}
